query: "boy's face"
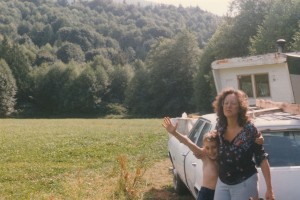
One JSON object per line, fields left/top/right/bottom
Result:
{"left": 204, "top": 140, "right": 218, "bottom": 160}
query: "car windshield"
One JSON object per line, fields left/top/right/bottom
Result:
{"left": 262, "top": 130, "right": 300, "bottom": 167}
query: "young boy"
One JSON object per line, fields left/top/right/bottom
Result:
{"left": 162, "top": 117, "right": 264, "bottom": 200}
{"left": 195, "top": 131, "right": 219, "bottom": 200}
{"left": 163, "top": 117, "right": 218, "bottom": 200}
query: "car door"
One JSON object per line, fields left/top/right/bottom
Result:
{"left": 185, "top": 121, "right": 212, "bottom": 198}
{"left": 168, "top": 119, "right": 205, "bottom": 184}
{"left": 257, "top": 130, "right": 300, "bottom": 199}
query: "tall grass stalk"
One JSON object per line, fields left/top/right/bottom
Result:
{"left": 115, "top": 155, "right": 147, "bottom": 200}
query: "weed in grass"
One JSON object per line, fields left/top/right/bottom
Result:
{"left": 114, "top": 154, "right": 147, "bottom": 200}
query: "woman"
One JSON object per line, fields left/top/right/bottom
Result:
{"left": 212, "top": 88, "right": 274, "bottom": 200}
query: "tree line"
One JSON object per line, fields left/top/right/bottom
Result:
{"left": 0, "top": 0, "right": 299, "bottom": 118}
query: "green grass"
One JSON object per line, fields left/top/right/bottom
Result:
{"left": 0, "top": 119, "right": 168, "bottom": 199}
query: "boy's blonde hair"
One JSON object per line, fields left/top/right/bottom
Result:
{"left": 203, "top": 130, "right": 219, "bottom": 144}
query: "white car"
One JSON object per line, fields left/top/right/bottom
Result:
{"left": 168, "top": 111, "right": 300, "bottom": 200}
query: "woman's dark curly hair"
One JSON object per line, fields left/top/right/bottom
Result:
{"left": 212, "top": 88, "right": 249, "bottom": 129}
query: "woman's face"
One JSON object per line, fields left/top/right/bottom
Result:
{"left": 222, "top": 93, "right": 239, "bottom": 118}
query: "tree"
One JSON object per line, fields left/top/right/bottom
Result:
{"left": 57, "top": 27, "right": 106, "bottom": 51}
{"left": 30, "top": 24, "right": 54, "bottom": 47}
{"left": 32, "top": 63, "right": 72, "bottom": 114}
{"left": 0, "top": 37, "right": 32, "bottom": 105}
{"left": 35, "top": 46, "right": 56, "bottom": 66}
{"left": 204, "top": 0, "right": 271, "bottom": 59}
{"left": 63, "top": 64, "right": 109, "bottom": 115}
{"left": 145, "top": 31, "right": 201, "bottom": 117}
{"left": 51, "top": 16, "right": 71, "bottom": 33}
{"left": 57, "top": 0, "right": 69, "bottom": 7}
{"left": 193, "top": 44, "right": 217, "bottom": 114}
{"left": 32, "top": 61, "right": 108, "bottom": 115}
{"left": 125, "top": 60, "right": 151, "bottom": 116}
{"left": 104, "top": 65, "right": 133, "bottom": 104}
{"left": 57, "top": 42, "right": 85, "bottom": 63}
{"left": 0, "top": 59, "right": 17, "bottom": 117}
{"left": 292, "top": 23, "right": 300, "bottom": 50}
{"left": 249, "top": 0, "right": 300, "bottom": 54}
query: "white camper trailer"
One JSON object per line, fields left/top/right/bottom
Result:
{"left": 211, "top": 52, "right": 300, "bottom": 105}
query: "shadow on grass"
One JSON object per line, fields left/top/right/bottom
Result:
{"left": 143, "top": 185, "right": 194, "bottom": 200}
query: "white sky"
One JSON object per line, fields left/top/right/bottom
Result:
{"left": 148, "top": 0, "right": 233, "bottom": 16}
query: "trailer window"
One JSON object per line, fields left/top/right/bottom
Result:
{"left": 238, "top": 75, "right": 253, "bottom": 97}
{"left": 255, "top": 74, "right": 270, "bottom": 97}
{"left": 238, "top": 73, "right": 270, "bottom": 98}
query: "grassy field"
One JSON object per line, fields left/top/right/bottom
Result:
{"left": 0, "top": 118, "right": 170, "bottom": 199}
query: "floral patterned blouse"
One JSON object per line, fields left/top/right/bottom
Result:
{"left": 217, "top": 122, "right": 268, "bottom": 185}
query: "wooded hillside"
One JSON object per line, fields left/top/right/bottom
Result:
{"left": 0, "top": 0, "right": 299, "bottom": 117}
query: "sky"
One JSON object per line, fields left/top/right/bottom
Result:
{"left": 148, "top": 0, "right": 233, "bottom": 16}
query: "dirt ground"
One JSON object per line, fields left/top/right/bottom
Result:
{"left": 143, "top": 158, "right": 194, "bottom": 200}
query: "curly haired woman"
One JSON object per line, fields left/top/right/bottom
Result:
{"left": 212, "top": 88, "right": 275, "bottom": 200}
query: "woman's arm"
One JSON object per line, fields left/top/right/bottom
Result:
{"left": 260, "top": 159, "right": 275, "bottom": 200}
{"left": 162, "top": 117, "right": 204, "bottom": 157}
{"left": 255, "top": 132, "right": 264, "bottom": 145}
{"left": 250, "top": 124, "right": 274, "bottom": 199}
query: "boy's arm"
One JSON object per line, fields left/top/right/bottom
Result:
{"left": 162, "top": 117, "right": 204, "bottom": 158}
{"left": 170, "top": 130, "right": 204, "bottom": 157}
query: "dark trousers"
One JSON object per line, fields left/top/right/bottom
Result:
{"left": 197, "top": 186, "right": 215, "bottom": 200}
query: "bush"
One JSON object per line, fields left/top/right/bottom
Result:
{"left": 104, "top": 103, "right": 128, "bottom": 116}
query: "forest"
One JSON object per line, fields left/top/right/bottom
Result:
{"left": 0, "top": 0, "right": 300, "bottom": 118}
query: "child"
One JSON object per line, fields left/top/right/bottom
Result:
{"left": 195, "top": 131, "right": 219, "bottom": 200}
{"left": 163, "top": 117, "right": 218, "bottom": 200}
{"left": 162, "top": 117, "right": 264, "bottom": 200}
